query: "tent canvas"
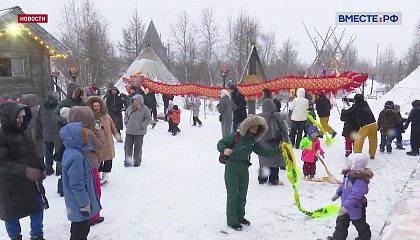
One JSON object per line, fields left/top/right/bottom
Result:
{"left": 115, "top": 47, "right": 179, "bottom": 93}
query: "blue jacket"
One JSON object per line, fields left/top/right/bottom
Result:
{"left": 60, "top": 122, "right": 101, "bottom": 222}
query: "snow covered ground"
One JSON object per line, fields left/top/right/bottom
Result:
{"left": 2, "top": 66, "right": 420, "bottom": 239}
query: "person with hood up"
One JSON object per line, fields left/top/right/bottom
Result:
{"left": 289, "top": 88, "right": 309, "bottom": 149}
{"left": 393, "top": 104, "right": 406, "bottom": 150}
{"left": 60, "top": 122, "right": 101, "bottom": 240}
{"left": 404, "top": 99, "right": 420, "bottom": 156}
{"left": 105, "top": 88, "right": 124, "bottom": 134}
{"left": 192, "top": 96, "right": 203, "bottom": 127}
{"left": 39, "top": 91, "right": 60, "bottom": 175}
{"left": 124, "top": 94, "right": 152, "bottom": 167}
{"left": 315, "top": 91, "right": 337, "bottom": 138}
{"left": 162, "top": 94, "right": 174, "bottom": 121}
{"left": 165, "top": 100, "right": 174, "bottom": 132}
{"left": 0, "top": 101, "right": 49, "bottom": 240}
{"left": 217, "top": 115, "right": 283, "bottom": 231}
{"left": 377, "top": 101, "right": 399, "bottom": 154}
{"left": 228, "top": 85, "right": 247, "bottom": 132}
{"left": 300, "top": 125, "right": 325, "bottom": 180}
{"left": 86, "top": 96, "right": 122, "bottom": 185}
{"left": 328, "top": 153, "right": 373, "bottom": 240}
{"left": 341, "top": 94, "right": 377, "bottom": 159}
{"left": 217, "top": 89, "right": 237, "bottom": 137}
{"left": 257, "top": 98, "right": 290, "bottom": 185}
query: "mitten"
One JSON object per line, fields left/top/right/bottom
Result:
{"left": 115, "top": 134, "right": 123, "bottom": 143}
{"left": 331, "top": 193, "right": 339, "bottom": 202}
{"left": 80, "top": 204, "right": 91, "bottom": 216}
{"left": 338, "top": 207, "right": 347, "bottom": 215}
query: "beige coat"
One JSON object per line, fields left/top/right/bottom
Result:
{"left": 86, "top": 96, "right": 119, "bottom": 162}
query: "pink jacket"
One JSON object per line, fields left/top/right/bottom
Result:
{"left": 300, "top": 137, "right": 324, "bottom": 163}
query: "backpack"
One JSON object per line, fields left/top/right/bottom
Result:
{"left": 266, "top": 112, "right": 282, "bottom": 143}
{"left": 219, "top": 132, "right": 240, "bottom": 164}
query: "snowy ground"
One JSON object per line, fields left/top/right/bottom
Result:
{"left": 1, "top": 93, "right": 419, "bottom": 240}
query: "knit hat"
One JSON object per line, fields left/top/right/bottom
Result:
{"left": 60, "top": 107, "right": 70, "bottom": 120}
{"left": 394, "top": 104, "right": 400, "bottom": 111}
{"left": 173, "top": 105, "right": 178, "bottom": 110}
{"left": 384, "top": 101, "right": 394, "bottom": 110}
{"left": 307, "top": 125, "right": 319, "bottom": 138}
{"left": 82, "top": 127, "right": 89, "bottom": 146}
{"left": 47, "top": 91, "right": 59, "bottom": 101}
{"left": 221, "top": 89, "right": 230, "bottom": 98}
{"left": 354, "top": 94, "right": 364, "bottom": 103}
{"left": 229, "top": 84, "right": 238, "bottom": 91}
{"left": 412, "top": 100, "right": 420, "bottom": 107}
{"left": 349, "top": 153, "right": 368, "bottom": 171}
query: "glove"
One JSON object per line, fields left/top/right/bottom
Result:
{"left": 115, "top": 134, "right": 123, "bottom": 143}
{"left": 80, "top": 204, "right": 91, "bottom": 216}
{"left": 338, "top": 207, "right": 347, "bottom": 215}
{"left": 331, "top": 193, "right": 339, "bottom": 202}
{"left": 25, "top": 167, "right": 45, "bottom": 181}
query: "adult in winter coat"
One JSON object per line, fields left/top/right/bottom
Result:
{"left": 68, "top": 106, "right": 105, "bottom": 226}
{"left": 328, "top": 153, "right": 373, "bottom": 240}
{"left": 124, "top": 94, "right": 152, "bottom": 167}
{"left": 192, "top": 96, "right": 202, "bottom": 126}
{"left": 217, "top": 115, "right": 283, "bottom": 231}
{"left": 289, "top": 88, "right": 309, "bottom": 148}
{"left": 257, "top": 99, "right": 290, "bottom": 185}
{"left": 86, "top": 96, "right": 122, "bottom": 185}
{"left": 377, "top": 101, "right": 399, "bottom": 153}
{"left": 217, "top": 89, "right": 237, "bottom": 137}
{"left": 105, "top": 88, "right": 124, "bottom": 133}
{"left": 228, "top": 85, "right": 247, "bottom": 132}
{"left": 51, "top": 82, "right": 85, "bottom": 176}
{"left": 404, "top": 99, "right": 420, "bottom": 156}
{"left": 341, "top": 94, "right": 377, "bottom": 159}
{"left": 0, "top": 101, "right": 48, "bottom": 240}
{"left": 21, "top": 94, "right": 45, "bottom": 161}
{"left": 315, "top": 92, "right": 337, "bottom": 138}
{"left": 145, "top": 89, "right": 158, "bottom": 121}
{"left": 60, "top": 122, "right": 101, "bottom": 240}
{"left": 124, "top": 85, "right": 138, "bottom": 108}
{"left": 162, "top": 94, "right": 174, "bottom": 121}
{"left": 39, "top": 91, "right": 60, "bottom": 175}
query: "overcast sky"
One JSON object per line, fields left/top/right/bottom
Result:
{"left": 2, "top": 0, "right": 419, "bottom": 68}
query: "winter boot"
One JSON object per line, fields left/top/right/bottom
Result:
{"left": 90, "top": 216, "right": 105, "bottom": 226}
{"left": 30, "top": 233, "right": 45, "bottom": 240}
{"left": 396, "top": 144, "right": 405, "bottom": 150}
{"left": 46, "top": 167, "right": 55, "bottom": 176}
{"left": 229, "top": 224, "right": 243, "bottom": 231}
{"left": 100, "top": 173, "right": 109, "bottom": 185}
{"left": 239, "top": 218, "right": 251, "bottom": 226}
{"left": 11, "top": 235, "right": 22, "bottom": 240}
{"left": 57, "top": 177, "right": 64, "bottom": 197}
{"left": 406, "top": 151, "right": 419, "bottom": 156}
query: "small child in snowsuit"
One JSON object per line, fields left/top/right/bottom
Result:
{"left": 170, "top": 105, "right": 181, "bottom": 136}
{"left": 300, "top": 125, "right": 324, "bottom": 180}
{"left": 340, "top": 108, "right": 359, "bottom": 157}
{"left": 305, "top": 102, "right": 316, "bottom": 136}
{"left": 166, "top": 100, "right": 174, "bottom": 133}
{"left": 328, "top": 153, "right": 373, "bottom": 240}
{"left": 377, "top": 101, "right": 399, "bottom": 154}
{"left": 393, "top": 104, "right": 406, "bottom": 150}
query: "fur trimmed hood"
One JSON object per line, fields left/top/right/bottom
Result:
{"left": 341, "top": 168, "right": 374, "bottom": 180}
{"left": 85, "top": 96, "right": 107, "bottom": 118}
{"left": 239, "top": 115, "right": 268, "bottom": 141}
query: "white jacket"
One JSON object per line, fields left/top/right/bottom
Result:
{"left": 289, "top": 88, "right": 309, "bottom": 121}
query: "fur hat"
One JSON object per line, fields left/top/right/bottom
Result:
{"left": 82, "top": 127, "right": 89, "bottom": 146}
{"left": 353, "top": 94, "right": 364, "bottom": 103}
{"left": 384, "top": 101, "right": 394, "bottom": 110}
{"left": 47, "top": 91, "right": 59, "bottom": 101}
{"left": 349, "top": 153, "right": 368, "bottom": 171}
{"left": 221, "top": 89, "right": 230, "bottom": 98}
{"left": 394, "top": 104, "right": 400, "bottom": 111}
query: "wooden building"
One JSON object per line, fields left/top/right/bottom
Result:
{"left": 0, "top": 6, "right": 69, "bottom": 100}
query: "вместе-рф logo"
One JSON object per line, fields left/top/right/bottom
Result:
{"left": 336, "top": 12, "right": 402, "bottom": 25}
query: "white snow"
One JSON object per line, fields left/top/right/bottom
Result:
{"left": 1, "top": 67, "right": 420, "bottom": 239}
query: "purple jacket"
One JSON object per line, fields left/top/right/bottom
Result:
{"left": 336, "top": 168, "right": 373, "bottom": 219}
{"left": 166, "top": 104, "right": 174, "bottom": 121}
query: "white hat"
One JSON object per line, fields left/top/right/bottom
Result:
{"left": 60, "top": 107, "right": 70, "bottom": 120}
{"left": 221, "top": 89, "right": 230, "bottom": 98}
{"left": 349, "top": 153, "right": 368, "bottom": 171}
{"left": 17, "top": 109, "right": 26, "bottom": 117}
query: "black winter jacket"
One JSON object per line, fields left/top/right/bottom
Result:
{"left": 404, "top": 107, "right": 420, "bottom": 130}
{"left": 315, "top": 94, "right": 331, "bottom": 117}
{"left": 231, "top": 90, "right": 247, "bottom": 123}
{"left": 341, "top": 101, "right": 376, "bottom": 128}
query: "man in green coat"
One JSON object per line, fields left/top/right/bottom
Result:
{"left": 217, "top": 115, "right": 282, "bottom": 231}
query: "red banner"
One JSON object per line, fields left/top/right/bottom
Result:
{"left": 123, "top": 72, "right": 368, "bottom": 99}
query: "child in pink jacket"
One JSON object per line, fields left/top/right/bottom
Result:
{"left": 299, "top": 125, "right": 324, "bottom": 180}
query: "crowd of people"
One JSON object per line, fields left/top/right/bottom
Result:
{"left": 1, "top": 82, "right": 419, "bottom": 240}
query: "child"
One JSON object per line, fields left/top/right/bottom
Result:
{"left": 305, "top": 102, "right": 316, "bottom": 136}
{"left": 340, "top": 108, "right": 359, "bottom": 157}
{"left": 60, "top": 122, "right": 101, "bottom": 240}
{"left": 300, "top": 125, "right": 324, "bottom": 180}
{"left": 170, "top": 105, "right": 181, "bottom": 136}
{"left": 328, "top": 153, "right": 373, "bottom": 240}
{"left": 377, "top": 101, "right": 398, "bottom": 154}
{"left": 166, "top": 100, "right": 174, "bottom": 132}
{"left": 393, "top": 104, "right": 406, "bottom": 150}
{"left": 404, "top": 99, "right": 420, "bottom": 156}
{"left": 192, "top": 96, "right": 203, "bottom": 127}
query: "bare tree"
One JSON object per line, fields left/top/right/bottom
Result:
{"left": 343, "top": 46, "right": 358, "bottom": 71}
{"left": 200, "top": 7, "right": 219, "bottom": 86}
{"left": 226, "top": 10, "right": 260, "bottom": 82}
{"left": 117, "top": 7, "right": 146, "bottom": 66}
{"left": 256, "top": 31, "right": 278, "bottom": 79}
{"left": 277, "top": 38, "right": 299, "bottom": 76}
{"left": 379, "top": 44, "right": 398, "bottom": 86}
{"left": 60, "top": 0, "right": 114, "bottom": 87}
{"left": 170, "top": 11, "right": 197, "bottom": 83}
